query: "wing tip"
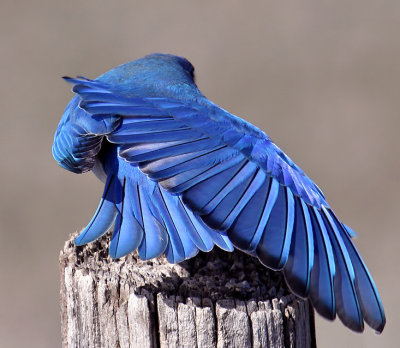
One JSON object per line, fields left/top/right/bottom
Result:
{"left": 62, "top": 76, "right": 76, "bottom": 83}
{"left": 74, "top": 230, "right": 95, "bottom": 246}
{"left": 109, "top": 245, "right": 134, "bottom": 259}
{"left": 373, "top": 317, "right": 386, "bottom": 334}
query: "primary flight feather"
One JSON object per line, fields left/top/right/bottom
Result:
{"left": 53, "top": 53, "right": 385, "bottom": 333}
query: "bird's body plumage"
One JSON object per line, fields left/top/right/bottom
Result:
{"left": 53, "top": 53, "right": 385, "bottom": 333}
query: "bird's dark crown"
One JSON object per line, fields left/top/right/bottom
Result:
{"left": 97, "top": 53, "right": 196, "bottom": 91}
{"left": 147, "top": 53, "right": 195, "bottom": 79}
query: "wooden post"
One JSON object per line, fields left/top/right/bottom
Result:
{"left": 60, "top": 233, "right": 316, "bottom": 347}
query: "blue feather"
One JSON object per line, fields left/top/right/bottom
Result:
{"left": 283, "top": 197, "right": 314, "bottom": 298}
{"left": 62, "top": 76, "right": 109, "bottom": 91}
{"left": 81, "top": 101, "right": 169, "bottom": 117}
{"left": 140, "top": 146, "right": 237, "bottom": 180}
{"left": 109, "top": 128, "right": 203, "bottom": 144}
{"left": 162, "top": 156, "right": 245, "bottom": 195}
{"left": 136, "top": 183, "right": 169, "bottom": 260}
{"left": 121, "top": 116, "right": 174, "bottom": 124}
{"left": 178, "top": 200, "right": 233, "bottom": 252}
{"left": 256, "top": 185, "right": 295, "bottom": 270}
{"left": 220, "top": 170, "right": 270, "bottom": 231}
{"left": 109, "top": 178, "right": 144, "bottom": 258}
{"left": 227, "top": 176, "right": 272, "bottom": 250}
{"left": 200, "top": 164, "right": 259, "bottom": 230}
{"left": 308, "top": 207, "right": 336, "bottom": 320}
{"left": 150, "top": 187, "right": 198, "bottom": 263}
{"left": 176, "top": 198, "right": 215, "bottom": 252}
{"left": 120, "top": 137, "right": 221, "bottom": 162}
{"left": 321, "top": 206, "right": 363, "bottom": 332}
{"left": 113, "top": 119, "right": 189, "bottom": 134}
{"left": 52, "top": 122, "right": 102, "bottom": 173}
{"left": 343, "top": 223, "right": 358, "bottom": 238}
{"left": 178, "top": 159, "right": 245, "bottom": 209}
{"left": 245, "top": 177, "right": 280, "bottom": 252}
{"left": 208, "top": 230, "right": 234, "bottom": 252}
{"left": 75, "top": 175, "right": 118, "bottom": 245}
{"left": 200, "top": 162, "right": 259, "bottom": 215}
{"left": 327, "top": 210, "right": 385, "bottom": 332}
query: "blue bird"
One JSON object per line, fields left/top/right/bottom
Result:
{"left": 53, "top": 53, "right": 385, "bottom": 333}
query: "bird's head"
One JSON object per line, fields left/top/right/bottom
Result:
{"left": 96, "top": 53, "right": 197, "bottom": 98}
{"left": 150, "top": 53, "right": 195, "bottom": 80}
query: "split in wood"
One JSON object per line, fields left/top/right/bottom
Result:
{"left": 60, "top": 232, "right": 316, "bottom": 347}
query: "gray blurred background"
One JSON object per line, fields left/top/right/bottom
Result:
{"left": 1, "top": 0, "right": 399, "bottom": 347}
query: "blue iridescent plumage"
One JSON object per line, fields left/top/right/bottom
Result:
{"left": 53, "top": 53, "right": 385, "bottom": 333}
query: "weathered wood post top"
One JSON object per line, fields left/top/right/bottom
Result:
{"left": 60, "top": 233, "right": 316, "bottom": 347}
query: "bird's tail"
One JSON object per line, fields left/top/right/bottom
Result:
{"left": 75, "top": 174, "right": 233, "bottom": 263}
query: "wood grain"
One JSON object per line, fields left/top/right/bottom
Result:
{"left": 60, "top": 233, "right": 316, "bottom": 347}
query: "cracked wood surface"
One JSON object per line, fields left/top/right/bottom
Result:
{"left": 60, "top": 233, "right": 316, "bottom": 347}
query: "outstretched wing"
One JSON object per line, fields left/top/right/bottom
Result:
{"left": 64, "top": 76, "right": 385, "bottom": 333}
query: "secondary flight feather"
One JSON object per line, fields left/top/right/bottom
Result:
{"left": 53, "top": 53, "right": 385, "bottom": 333}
